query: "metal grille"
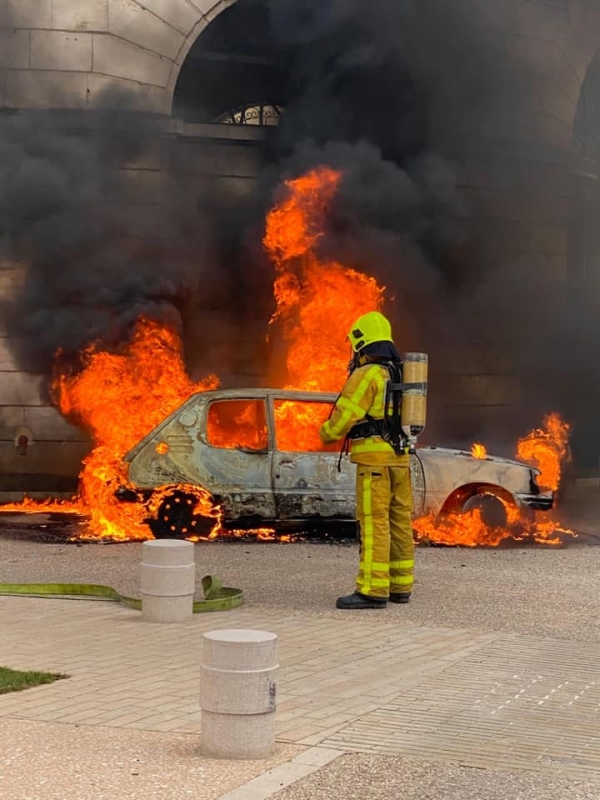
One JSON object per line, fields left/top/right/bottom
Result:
{"left": 215, "top": 103, "right": 283, "bottom": 126}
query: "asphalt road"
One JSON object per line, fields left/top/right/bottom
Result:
{"left": 0, "top": 514, "right": 599, "bottom": 642}
{"left": 272, "top": 754, "right": 600, "bottom": 800}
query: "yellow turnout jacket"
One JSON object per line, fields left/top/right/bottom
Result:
{"left": 319, "top": 363, "right": 409, "bottom": 467}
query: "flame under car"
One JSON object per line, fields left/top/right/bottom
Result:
{"left": 120, "top": 389, "right": 553, "bottom": 538}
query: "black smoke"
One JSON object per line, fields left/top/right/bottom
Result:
{"left": 256, "top": 0, "right": 526, "bottom": 447}
{"left": 266, "top": 0, "right": 504, "bottom": 269}
{"left": 0, "top": 109, "right": 212, "bottom": 378}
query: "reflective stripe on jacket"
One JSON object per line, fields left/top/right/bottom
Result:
{"left": 319, "top": 363, "right": 409, "bottom": 467}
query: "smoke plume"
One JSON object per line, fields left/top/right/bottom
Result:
{"left": 259, "top": 0, "right": 529, "bottom": 447}
{"left": 0, "top": 109, "right": 206, "bottom": 375}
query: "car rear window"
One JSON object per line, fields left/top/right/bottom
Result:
{"left": 274, "top": 400, "right": 339, "bottom": 453}
{"left": 207, "top": 399, "right": 268, "bottom": 451}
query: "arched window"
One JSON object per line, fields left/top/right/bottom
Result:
{"left": 173, "top": 0, "right": 289, "bottom": 126}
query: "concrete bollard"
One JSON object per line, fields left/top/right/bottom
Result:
{"left": 140, "top": 540, "right": 195, "bottom": 623}
{"left": 200, "top": 629, "right": 279, "bottom": 759}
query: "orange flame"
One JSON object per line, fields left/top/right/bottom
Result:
{"left": 413, "top": 499, "right": 574, "bottom": 548}
{"left": 516, "top": 412, "right": 570, "bottom": 492}
{"left": 263, "top": 166, "right": 385, "bottom": 450}
{"left": 414, "top": 501, "right": 520, "bottom": 548}
{"left": 264, "top": 167, "right": 384, "bottom": 394}
{"left": 0, "top": 320, "right": 220, "bottom": 539}
{"left": 415, "top": 413, "right": 574, "bottom": 547}
{"left": 471, "top": 443, "right": 487, "bottom": 459}
{"left": 2, "top": 166, "right": 382, "bottom": 539}
{"left": 60, "top": 319, "right": 218, "bottom": 539}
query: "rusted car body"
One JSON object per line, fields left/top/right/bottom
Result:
{"left": 122, "top": 388, "right": 552, "bottom": 535}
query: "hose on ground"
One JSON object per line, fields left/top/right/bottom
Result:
{"left": 0, "top": 574, "right": 243, "bottom": 613}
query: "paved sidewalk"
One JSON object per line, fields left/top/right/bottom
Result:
{"left": 2, "top": 594, "right": 600, "bottom": 799}
{"left": 0, "top": 597, "right": 494, "bottom": 739}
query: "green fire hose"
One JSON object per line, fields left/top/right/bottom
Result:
{"left": 0, "top": 574, "right": 243, "bottom": 613}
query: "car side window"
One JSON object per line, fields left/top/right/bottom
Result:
{"left": 207, "top": 399, "right": 268, "bottom": 451}
{"left": 274, "top": 400, "right": 340, "bottom": 453}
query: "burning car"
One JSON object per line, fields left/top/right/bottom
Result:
{"left": 119, "top": 388, "right": 552, "bottom": 538}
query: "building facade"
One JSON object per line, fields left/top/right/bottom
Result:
{"left": 1, "top": 0, "right": 600, "bottom": 495}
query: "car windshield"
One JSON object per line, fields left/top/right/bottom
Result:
{"left": 274, "top": 400, "right": 339, "bottom": 453}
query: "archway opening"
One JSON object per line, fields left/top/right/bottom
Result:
{"left": 173, "top": 0, "right": 291, "bottom": 126}
{"left": 172, "top": 0, "right": 297, "bottom": 384}
{"left": 172, "top": 0, "right": 426, "bottom": 159}
{"left": 568, "top": 53, "right": 600, "bottom": 469}
{"left": 171, "top": 0, "right": 428, "bottom": 389}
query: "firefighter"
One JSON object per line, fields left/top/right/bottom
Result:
{"left": 320, "top": 311, "right": 414, "bottom": 609}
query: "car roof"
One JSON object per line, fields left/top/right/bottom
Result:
{"left": 123, "top": 388, "right": 338, "bottom": 462}
{"left": 191, "top": 388, "right": 338, "bottom": 403}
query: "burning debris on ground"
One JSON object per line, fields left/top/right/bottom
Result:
{"left": 471, "top": 444, "right": 487, "bottom": 460}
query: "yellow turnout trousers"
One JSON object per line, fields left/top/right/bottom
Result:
{"left": 355, "top": 464, "right": 414, "bottom": 599}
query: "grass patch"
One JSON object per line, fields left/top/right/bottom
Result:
{"left": 0, "top": 666, "right": 68, "bottom": 694}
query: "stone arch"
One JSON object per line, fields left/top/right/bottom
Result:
{"left": 573, "top": 53, "right": 600, "bottom": 164}
{"left": 565, "top": 44, "right": 600, "bottom": 467}
{"left": 166, "top": 0, "right": 240, "bottom": 116}
{"left": 569, "top": 51, "right": 600, "bottom": 286}
{"left": 0, "top": 0, "right": 241, "bottom": 115}
{"left": 167, "top": 0, "right": 292, "bottom": 126}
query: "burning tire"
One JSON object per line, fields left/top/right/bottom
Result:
{"left": 461, "top": 492, "right": 508, "bottom": 529}
{"left": 147, "top": 490, "right": 213, "bottom": 539}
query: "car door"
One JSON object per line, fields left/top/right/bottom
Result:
{"left": 269, "top": 395, "right": 356, "bottom": 520}
{"left": 195, "top": 395, "right": 276, "bottom": 521}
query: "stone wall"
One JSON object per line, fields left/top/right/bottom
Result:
{"left": 423, "top": 1, "right": 600, "bottom": 444}
{"left": 0, "top": 262, "right": 89, "bottom": 497}
{"left": 1, "top": 0, "right": 596, "bottom": 123}
{"left": 0, "top": 0, "right": 236, "bottom": 114}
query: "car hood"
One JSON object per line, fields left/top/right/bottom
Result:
{"left": 417, "top": 446, "right": 538, "bottom": 474}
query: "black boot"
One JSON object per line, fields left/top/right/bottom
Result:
{"left": 336, "top": 591, "right": 387, "bottom": 610}
{"left": 389, "top": 593, "right": 411, "bottom": 604}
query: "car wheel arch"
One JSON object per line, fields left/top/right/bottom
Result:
{"left": 438, "top": 482, "right": 517, "bottom": 517}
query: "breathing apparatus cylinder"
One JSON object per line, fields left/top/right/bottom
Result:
{"left": 400, "top": 352, "right": 428, "bottom": 450}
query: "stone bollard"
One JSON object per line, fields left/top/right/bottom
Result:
{"left": 200, "top": 629, "right": 279, "bottom": 759}
{"left": 140, "top": 540, "right": 195, "bottom": 623}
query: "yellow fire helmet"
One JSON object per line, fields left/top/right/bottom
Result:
{"left": 347, "top": 311, "right": 393, "bottom": 353}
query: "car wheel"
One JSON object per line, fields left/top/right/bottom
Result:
{"left": 147, "top": 490, "right": 214, "bottom": 539}
{"left": 462, "top": 492, "right": 508, "bottom": 529}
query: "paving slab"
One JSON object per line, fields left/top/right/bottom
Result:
{"left": 2, "top": 593, "right": 600, "bottom": 783}
{"left": 0, "top": 596, "right": 497, "bottom": 737}
{"left": 321, "top": 634, "right": 600, "bottom": 781}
